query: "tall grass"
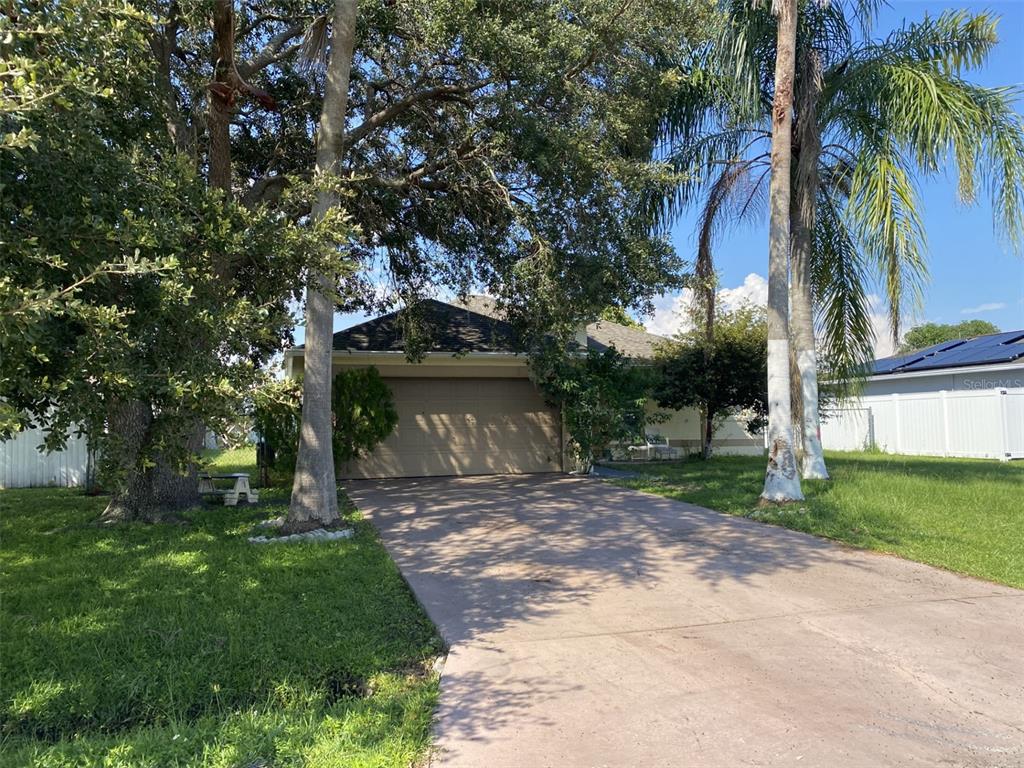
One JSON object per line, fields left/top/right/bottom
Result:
{"left": 0, "top": 449, "right": 441, "bottom": 767}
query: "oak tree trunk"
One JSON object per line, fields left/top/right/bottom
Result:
{"left": 100, "top": 400, "right": 202, "bottom": 523}
{"left": 761, "top": 0, "right": 803, "bottom": 503}
{"left": 207, "top": 0, "right": 235, "bottom": 196}
{"left": 287, "top": 0, "right": 359, "bottom": 532}
{"left": 790, "top": 48, "right": 828, "bottom": 480}
{"left": 106, "top": 0, "right": 233, "bottom": 522}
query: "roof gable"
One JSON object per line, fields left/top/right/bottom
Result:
{"left": 455, "top": 295, "right": 670, "bottom": 359}
{"left": 330, "top": 299, "right": 520, "bottom": 354}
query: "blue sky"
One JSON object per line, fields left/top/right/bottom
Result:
{"left": 302, "top": 0, "right": 1024, "bottom": 351}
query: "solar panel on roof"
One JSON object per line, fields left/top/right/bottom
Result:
{"left": 871, "top": 330, "right": 1024, "bottom": 374}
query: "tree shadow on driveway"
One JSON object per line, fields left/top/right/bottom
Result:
{"left": 346, "top": 474, "right": 1023, "bottom": 766}
{"left": 348, "top": 474, "right": 867, "bottom": 647}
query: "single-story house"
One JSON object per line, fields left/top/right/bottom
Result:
{"left": 283, "top": 296, "right": 761, "bottom": 479}
{"left": 821, "top": 329, "right": 1024, "bottom": 460}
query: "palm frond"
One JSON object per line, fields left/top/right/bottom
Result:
{"left": 693, "top": 156, "right": 770, "bottom": 333}
{"left": 298, "top": 14, "right": 330, "bottom": 73}
{"left": 845, "top": 139, "right": 928, "bottom": 343}
{"left": 812, "top": 179, "right": 874, "bottom": 383}
{"left": 831, "top": 11, "right": 1024, "bottom": 251}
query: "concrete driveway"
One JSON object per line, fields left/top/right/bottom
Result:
{"left": 348, "top": 475, "right": 1024, "bottom": 767}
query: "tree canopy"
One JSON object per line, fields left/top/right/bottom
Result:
{"left": 2, "top": 0, "right": 717, "bottom": 517}
{"left": 598, "top": 306, "right": 645, "bottom": 329}
{"left": 898, "top": 320, "right": 1001, "bottom": 354}
{"left": 655, "top": 306, "right": 768, "bottom": 459}
{"left": 0, "top": 1, "right": 343, "bottom": 505}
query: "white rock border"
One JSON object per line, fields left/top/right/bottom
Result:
{"left": 249, "top": 528, "right": 354, "bottom": 545}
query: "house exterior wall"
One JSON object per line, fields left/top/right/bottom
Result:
{"left": 645, "top": 402, "right": 763, "bottom": 456}
{"left": 286, "top": 350, "right": 765, "bottom": 466}
{"left": 289, "top": 354, "right": 565, "bottom": 476}
{"left": 860, "top": 363, "right": 1024, "bottom": 397}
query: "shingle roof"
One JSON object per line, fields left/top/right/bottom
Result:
{"left": 330, "top": 299, "right": 520, "bottom": 353}
{"left": 872, "top": 329, "right": 1024, "bottom": 374}
{"left": 585, "top": 321, "right": 669, "bottom": 359}
{"left": 453, "top": 295, "right": 670, "bottom": 359}
{"left": 321, "top": 296, "right": 671, "bottom": 358}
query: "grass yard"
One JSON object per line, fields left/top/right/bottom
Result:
{"left": 608, "top": 451, "right": 1024, "bottom": 588}
{"left": 0, "top": 448, "right": 442, "bottom": 768}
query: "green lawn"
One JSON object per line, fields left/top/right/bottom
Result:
{"left": 0, "top": 448, "right": 442, "bottom": 767}
{"left": 608, "top": 451, "right": 1024, "bottom": 588}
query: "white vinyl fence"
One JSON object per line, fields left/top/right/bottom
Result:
{"left": 0, "top": 427, "right": 91, "bottom": 488}
{"left": 822, "top": 388, "right": 1024, "bottom": 461}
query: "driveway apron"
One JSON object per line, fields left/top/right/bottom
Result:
{"left": 347, "top": 475, "right": 1024, "bottom": 767}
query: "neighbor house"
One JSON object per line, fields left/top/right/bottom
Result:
{"left": 283, "top": 297, "right": 761, "bottom": 479}
{"left": 821, "top": 329, "right": 1024, "bottom": 460}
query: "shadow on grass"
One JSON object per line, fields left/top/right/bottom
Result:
{"left": 0, "top": 478, "right": 442, "bottom": 766}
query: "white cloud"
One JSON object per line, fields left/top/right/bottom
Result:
{"left": 717, "top": 273, "right": 769, "bottom": 311}
{"left": 867, "top": 294, "right": 898, "bottom": 359}
{"left": 644, "top": 273, "right": 768, "bottom": 338}
{"left": 960, "top": 302, "right": 1006, "bottom": 315}
{"left": 646, "top": 278, "right": 903, "bottom": 361}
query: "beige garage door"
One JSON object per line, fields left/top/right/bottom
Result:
{"left": 340, "top": 378, "right": 563, "bottom": 479}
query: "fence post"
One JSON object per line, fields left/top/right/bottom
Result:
{"left": 998, "top": 389, "right": 1011, "bottom": 462}
{"left": 940, "top": 390, "right": 950, "bottom": 458}
{"left": 892, "top": 393, "right": 902, "bottom": 454}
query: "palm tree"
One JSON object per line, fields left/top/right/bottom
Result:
{"left": 652, "top": 1, "right": 1024, "bottom": 480}
{"left": 287, "top": 0, "right": 359, "bottom": 532}
{"left": 761, "top": 0, "right": 803, "bottom": 501}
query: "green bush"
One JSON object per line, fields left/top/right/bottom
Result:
{"left": 331, "top": 368, "right": 399, "bottom": 464}
{"left": 532, "top": 347, "right": 655, "bottom": 470}
{"left": 253, "top": 368, "right": 398, "bottom": 478}
{"left": 253, "top": 378, "right": 303, "bottom": 480}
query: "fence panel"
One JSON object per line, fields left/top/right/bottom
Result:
{"left": 1004, "top": 391, "right": 1024, "bottom": 459}
{"left": 823, "top": 388, "right": 1022, "bottom": 461}
{"left": 820, "top": 407, "right": 872, "bottom": 451}
{"left": 0, "top": 427, "right": 90, "bottom": 489}
{"left": 943, "top": 389, "right": 1005, "bottom": 459}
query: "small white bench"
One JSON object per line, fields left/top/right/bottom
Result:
{"left": 198, "top": 472, "right": 259, "bottom": 506}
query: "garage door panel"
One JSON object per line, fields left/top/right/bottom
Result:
{"left": 339, "top": 377, "right": 561, "bottom": 478}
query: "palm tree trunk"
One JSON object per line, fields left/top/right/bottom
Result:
{"left": 791, "top": 48, "right": 828, "bottom": 480}
{"left": 287, "top": 0, "right": 358, "bottom": 531}
{"left": 761, "top": 0, "right": 803, "bottom": 503}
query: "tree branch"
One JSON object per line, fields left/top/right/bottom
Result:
{"left": 237, "top": 24, "right": 305, "bottom": 77}
{"left": 355, "top": 141, "right": 485, "bottom": 191}
{"left": 562, "top": 0, "right": 635, "bottom": 82}
{"left": 344, "top": 80, "right": 493, "bottom": 150}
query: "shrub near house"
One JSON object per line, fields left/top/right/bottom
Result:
{"left": 532, "top": 347, "right": 656, "bottom": 470}
{"left": 254, "top": 368, "right": 397, "bottom": 479}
